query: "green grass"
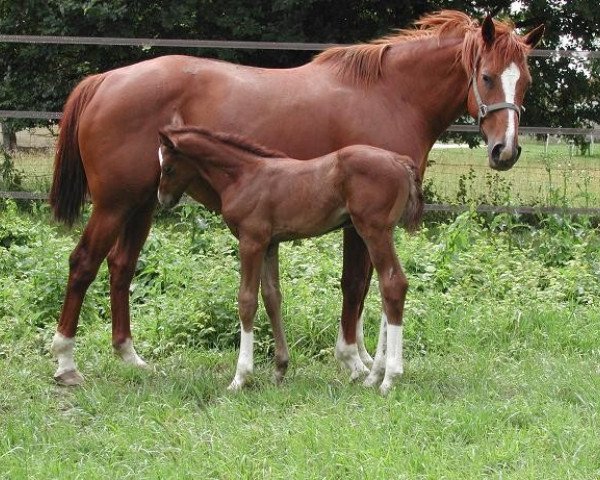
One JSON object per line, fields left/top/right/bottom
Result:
{"left": 1, "top": 202, "right": 600, "bottom": 478}
{"left": 426, "top": 140, "right": 600, "bottom": 207}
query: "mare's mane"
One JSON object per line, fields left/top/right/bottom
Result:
{"left": 313, "top": 9, "right": 531, "bottom": 86}
{"left": 170, "top": 126, "right": 288, "bottom": 159}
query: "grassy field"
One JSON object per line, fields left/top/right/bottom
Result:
{"left": 4, "top": 137, "right": 600, "bottom": 207}
{"left": 1, "top": 201, "right": 600, "bottom": 478}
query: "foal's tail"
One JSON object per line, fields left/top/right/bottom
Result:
{"left": 401, "top": 159, "right": 424, "bottom": 233}
{"left": 49, "top": 73, "right": 106, "bottom": 226}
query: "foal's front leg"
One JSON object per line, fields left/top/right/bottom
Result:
{"left": 260, "top": 243, "right": 290, "bottom": 384}
{"left": 228, "top": 238, "right": 266, "bottom": 391}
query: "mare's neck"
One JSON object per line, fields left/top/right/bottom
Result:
{"left": 383, "top": 37, "right": 470, "bottom": 174}
{"left": 186, "top": 136, "right": 261, "bottom": 195}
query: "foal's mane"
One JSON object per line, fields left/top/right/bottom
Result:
{"left": 170, "top": 126, "right": 288, "bottom": 159}
{"left": 313, "top": 10, "right": 531, "bottom": 86}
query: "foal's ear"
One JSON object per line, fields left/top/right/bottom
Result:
{"left": 482, "top": 14, "right": 495, "bottom": 47}
{"left": 158, "top": 129, "right": 177, "bottom": 151}
{"left": 523, "top": 24, "right": 544, "bottom": 49}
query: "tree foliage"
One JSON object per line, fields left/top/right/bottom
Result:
{"left": 0, "top": 0, "right": 598, "bottom": 134}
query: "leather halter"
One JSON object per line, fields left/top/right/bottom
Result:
{"left": 469, "top": 64, "right": 522, "bottom": 128}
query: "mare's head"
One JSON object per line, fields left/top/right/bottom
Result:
{"left": 157, "top": 127, "right": 195, "bottom": 208}
{"left": 464, "top": 14, "right": 544, "bottom": 170}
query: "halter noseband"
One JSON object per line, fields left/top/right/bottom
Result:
{"left": 469, "top": 64, "right": 522, "bottom": 128}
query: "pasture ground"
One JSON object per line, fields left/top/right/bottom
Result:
{"left": 1, "top": 202, "right": 599, "bottom": 478}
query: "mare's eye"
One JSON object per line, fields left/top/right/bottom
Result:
{"left": 163, "top": 165, "right": 174, "bottom": 176}
{"left": 482, "top": 73, "right": 493, "bottom": 86}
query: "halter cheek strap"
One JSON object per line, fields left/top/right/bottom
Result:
{"left": 469, "top": 67, "right": 522, "bottom": 128}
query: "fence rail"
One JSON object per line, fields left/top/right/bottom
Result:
{"left": 1, "top": 34, "right": 599, "bottom": 58}
{"left": 2, "top": 191, "right": 599, "bottom": 216}
{"left": 0, "top": 110, "right": 596, "bottom": 137}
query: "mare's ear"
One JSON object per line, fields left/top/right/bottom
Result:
{"left": 523, "top": 24, "right": 544, "bottom": 48}
{"left": 158, "top": 129, "right": 177, "bottom": 151}
{"left": 482, "top": 14, "right": 495, "bottom": 47}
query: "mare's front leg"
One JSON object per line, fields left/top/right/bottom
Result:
{"left": 52, "top": 207, "right": 127, "bottom": 385}
{"left": 228, "top": 237, "right": 266, "bottom": 391}
{"left": 106, "top": 199, "right": 156, "bottom": 368}
{"left": 260, "top": 243, "right": 289, "bottom": 384}
{"left": 361, "top": 229, "right": 408, "bottom": 395}
{"left": 336, "top": 228, "right": 373, "bottom": 380}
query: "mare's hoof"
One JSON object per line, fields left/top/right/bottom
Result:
{"left": 54, "top": 369, "right": 84, "bottom": 386}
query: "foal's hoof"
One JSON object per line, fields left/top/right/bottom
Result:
{"left": 54, "top": 369, "right": 84, "bottom": 386}
{"left": 273, "top": 370, "right": 286, "bottom": 386}
{"left": 227, "top": 379, "right": 244, "bottom": 392}
{"left": 379, "top": 379, "right": 394, "bottom": 396}
{"left": 349, "top": 365, "right": 370, "bottom": 382}
{"left": 363, "top": 370, "right": 384, "bottom": 388}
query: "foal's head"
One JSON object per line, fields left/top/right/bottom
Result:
{"left": 464, "top": 14, "right": 544, "bottom": 170}
{"left": 157, "top": 128, "right": 195, "bottom": 208}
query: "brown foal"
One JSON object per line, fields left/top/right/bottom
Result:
{"left": 157, "top": 126, "right": 423, "bottom": 394}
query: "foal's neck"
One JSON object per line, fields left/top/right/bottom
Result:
{"left": 184, "top": 134, "right": 263, "bottom": 194}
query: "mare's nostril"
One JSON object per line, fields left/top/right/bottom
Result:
{"left": 491, "top": 143, "right": 504, "bottom": 162}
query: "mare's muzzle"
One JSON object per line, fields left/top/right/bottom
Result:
{"left": 488, "top": 143, "right": 522, "bottom": 171}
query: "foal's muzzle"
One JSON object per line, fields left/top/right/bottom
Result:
{"left": 489, "top": 143, "right": 521, "bottom": 171}
{"left": 157, "top": 189, "right": 176, "bottom": 209}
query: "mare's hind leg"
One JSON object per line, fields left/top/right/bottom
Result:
{"left": 106, "top": 199, "right": 156, "bottom": 367}
{"left": 260, "top": 243, "right": 289, "bottom": 384}
{"left": 52, "top": 208, "right": 127, "bottom": 385}
{"left": 336, "top": 228, "right": 372, "bottom": 380}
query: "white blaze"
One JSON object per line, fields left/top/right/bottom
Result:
{"left": 158, "top": 146, "right": 165, "bottom": 167}
{"left": 500, "top": 62, "right": 521, "bottom": 155}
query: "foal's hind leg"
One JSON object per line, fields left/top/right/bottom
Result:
{"left": 106, "top": 199, "right": 156, "bottom": 367}
{"left": 336, "top": 228, "right": 372, "bottom": 380}
{"left": 260, "top": 244, "right": 289, "bottom": 384}
{"left": 52, "top": 208, "right": 126, "bottom": 385}
{"left": 360, "top": 230, "right": 408, "bottom": 395}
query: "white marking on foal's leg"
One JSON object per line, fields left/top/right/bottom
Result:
{"left": 380, "top": 324, "right": 404, "bottom": 396}
{"left": 51, "top": 332, "right": 84, "bottom": 385}
{"left": 228, "top": 329, "right": 254, "bottom": 391}
{"left": 114, "top": 338, "right": 148, "bottom": 368}
{"left": 363, "top": 313, "right": 387, "bottom": 387}
{"left": 335, "top": 323, "right": 369, "bottom": 381}
{"left": 500, "top": 62, "right": 521, "bottom": 159}
{"left": 356, "top": 315, "right": 374, "bottom": 368}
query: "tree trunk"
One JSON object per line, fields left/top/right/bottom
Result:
{"left": 1, "top": 123, "right": 17, "bottom": 151}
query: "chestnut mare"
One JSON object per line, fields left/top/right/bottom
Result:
{"left": 157, "top": 126, "right": 423, "bottom": 393}
{"left": 49, "top": 10, "right": 543, "bottom": 385}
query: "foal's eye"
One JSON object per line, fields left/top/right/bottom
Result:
{"left": 163, "top": 165, "right": 174, "bottom": 176}
{"left": 482, "top": 73, "right": 493, "bottom": 86}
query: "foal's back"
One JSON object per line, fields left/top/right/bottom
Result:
{"left": 228, "top": 145, "right": 420, "bottom": 242}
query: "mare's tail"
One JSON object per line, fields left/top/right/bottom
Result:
{"left": 401, "top": 160, "right": 424, "bottom": 233}
{"left": 49, "top": 73, "right": 106, "bottom": 226}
